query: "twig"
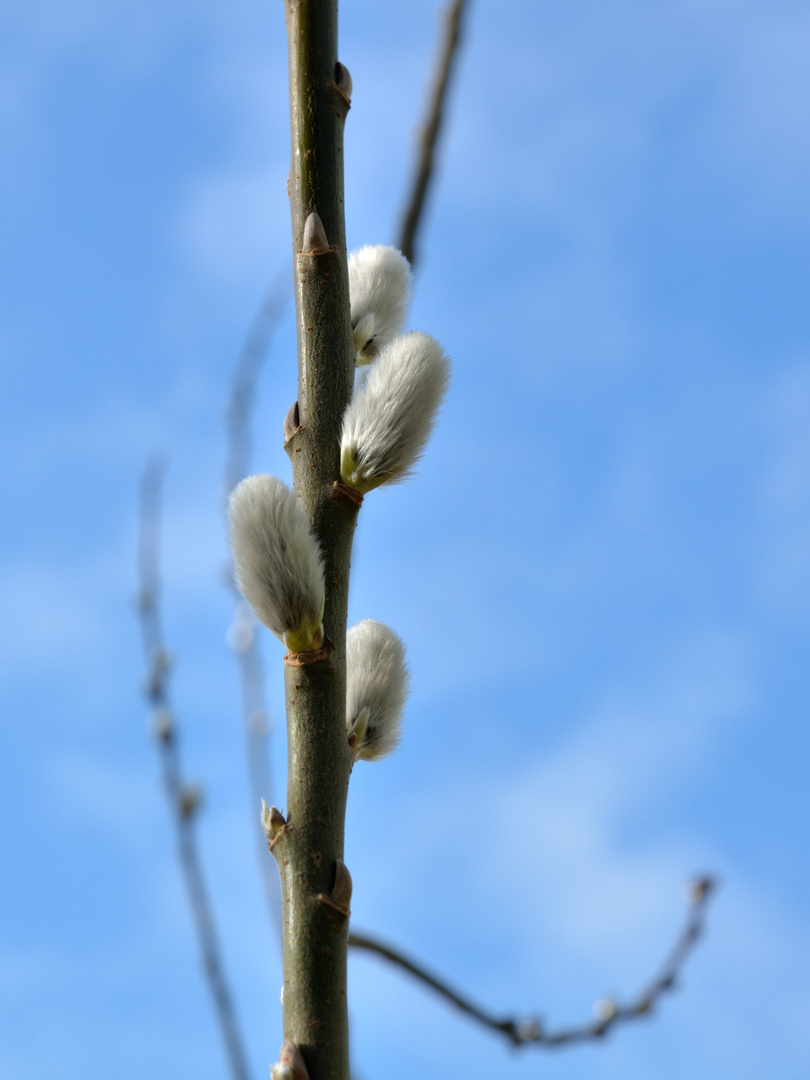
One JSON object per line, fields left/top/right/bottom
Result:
{"left": 137, "top": 458, "right": 253, "bottom": 1080}
{"left": 223, "top": 273, "right": 288, "bottom": 505}
{"left": 396, "top": 0, "right": 471, "bottom": 266}
{"left": 223, "top": 277, "right": 288, "bottom": 938}
{"left": 348, "top": 876, "right": 716, "bottom": 1049}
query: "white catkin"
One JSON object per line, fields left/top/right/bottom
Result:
{"left": 346, "top": 619, "right": 409, "bottom": 762}
{"left": 340, "top": 331, "right": 451, "bottom": 493}
{"left": 227, "top": 475, "right": 325, "bottom": 652}
{"left": 348, "top": 245, "right": 412, "bottom": 364}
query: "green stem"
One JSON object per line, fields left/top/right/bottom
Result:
{"left": 276, "top": 4, "right": 356, "bottom": 1079}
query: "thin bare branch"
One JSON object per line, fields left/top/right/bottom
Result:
{"left": 137, "top": 458, "right": 253, "bottom": 1080}
{"left": 222, "top": 276, "right": 289, "bottom": 938}
{"left": 349, "top": 876, "right": 716, "bottom": 1049}
{"left": 223, "top": 272, "right": 289, "bottom": 505}
{"left": 396, "top": 0, "right": 471, "bottom": 266}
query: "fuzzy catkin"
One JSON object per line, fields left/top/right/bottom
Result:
{"left": 227, "top": 475, "right": 325, "bottom": 653}
{"left": 348, "top": 245, "right": 412, "bottom": 364}
{"left": 340, "top": 331, "right": 451, "bottom": 493}
{"left": 346, "top": 619, "right": 409, "bottom": 761}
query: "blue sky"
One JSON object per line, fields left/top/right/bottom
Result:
{"left": 2, "top": 0, "right": 810, "bottom": 1078}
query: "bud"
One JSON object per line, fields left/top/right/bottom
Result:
{"left": 334, "top": 61, "right": 353, "bottom": 99}
{"left": 348, "top": 245, "right": 412, "bottom": 364}
{"left": 228, "top": 475, "right": 325, "bottom": 653}
{"left": 271, "top": 1039, "right": 309, "bottom": 1080}
{"left": 330, "top": 860, "right": 353, "bottom": 911}
{"left": 516, "top": 1018, "right": 541, "bottom": 1042}
{"left": 346, "top": 620, "right": 409, "bottom": 761}
{"left": 260, "top": 799, "right": 286, "bottom": 843}
{"left": 179, "top": 784, "right": 203, "bottom": 820}
{"left": 686, "top": 876, "right": 715, "bottom": 905}
{"left": 150, "top": 707, "right": 173, "bottom": 743}
{"left": 301, "top": 212, "right": 329, "bottom": 254}
{"left": 340, "top": 332, "right": 450, "bottom": 493}
{"left": 593, "top": 997, "right": 617, "bottom": 1023}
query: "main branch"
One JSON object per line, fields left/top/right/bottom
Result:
{"left": 274, "top": 4, "right": 356, "bottom": 1080}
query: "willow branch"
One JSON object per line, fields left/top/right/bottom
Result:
{"left": 137, "top": 458, "right": 253, "bottom": 1080}
{"left": 396, "top": 0, "right": 470, "bottom": 266}
{"left": 223, "top": 276, "right": 288, "bottom": 938}
{"left": 275, "top": 5, "right": 356, "bottom": 1079}
{"left": 349, "top": 877, "right": 716, "bottom": 1049}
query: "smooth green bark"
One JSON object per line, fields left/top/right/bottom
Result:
{"left": 276, "top": 3, "right": 356, "bottom": 1079}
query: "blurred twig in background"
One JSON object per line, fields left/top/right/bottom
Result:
{"left": 350, "top": 877, "right": 716, "bottom": 1048}
{"left": 222, "top": 275, "right": 288, "bottom": 938}
{"left": 397, "top": 0, "right": 471, "bottom": 266}
{"left": 137, "top": 458, "right": 253, "bottom": 1080}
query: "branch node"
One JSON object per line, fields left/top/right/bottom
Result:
{"left": 687, "top": 875, "right": 716, "bottom": 905}
{"left": 330, "top": 481, "right": 364, "bottom": 507}
{"left": 150, "top": 706, "right": 174, "bottom": 743}
{"left": 315, "top": 894, "right": 351, "bottom": 918}
{"left": 284, "top": 637, "right": 335, "bottom": 667}
{"left": 179, "top": 784, "right": 203, "bottom": 820}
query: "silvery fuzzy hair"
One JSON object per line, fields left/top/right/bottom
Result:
{"left": 348, "top": 245, "right": 412, "bottom": 365}
{"left": 346, "top": 619, "right": 409, "bottom": 762}
{"left": 340, "top": 330, "right": 451, "bottom": 493}
{"left": 227, "top": 474, "right": 325, "bottom": 653}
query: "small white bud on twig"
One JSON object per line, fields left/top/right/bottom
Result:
{"left": 348, "top": 245, "right": 412, "bottom": 364}
{"left": 346, "top": 619, "right": 409, "bottom": 761}
{"left": 270, "top": 1039, "right": 309, "bottom": 1080}
{"left": 516, "top": 1018, "right": 541, "bottom": 1042}
{"left": 340, "top": 331, "right": 450, "bottom": 493}
{"left": 593, "top": 997, "right": 617, "bottom": 1023}
{"left": 228, "top": 475, "right": 325, "bottom": 653}
{"left": 301, "top": 212, "right": 329, "bottom": 253}
{"left": 260, "top": 799, "right": 287, "bottom": 843}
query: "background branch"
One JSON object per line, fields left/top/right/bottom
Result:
{"left": 137, "top": 458, "right": 253, "bottom": 1080}
{"left": 223, "top": 276, "right": 289, "bottom": 938}
{"left": 396, "top": 0, "right": 471, "bottom": 266}
{"left": 349, "top": 877, "right": 716, "bottom": 1049}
